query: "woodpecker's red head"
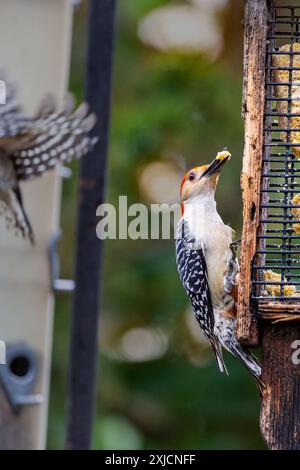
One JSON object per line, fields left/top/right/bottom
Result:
{"left": 180, "top": 150, "right": 231, "bottom": 212}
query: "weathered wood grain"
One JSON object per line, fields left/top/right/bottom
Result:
{"left": 236, "top": 0, "right": 269, "bottom": 346}
{"left": 259, "top": 301, "right": 300, "bottom": 321}
{"left": 237, "top": 0, "right": 300, "bottom": 451}
{"left": 260, "top": 323, "right": 300, "bottom": 449}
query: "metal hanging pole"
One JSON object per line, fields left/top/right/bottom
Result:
{"left": 65, "top": 0, "right": 117, "bottom": 450}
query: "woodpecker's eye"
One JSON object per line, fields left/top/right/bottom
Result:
{"left": 188, "top": 172, "right": 195, "bottom": 182}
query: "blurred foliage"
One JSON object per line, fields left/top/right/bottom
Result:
{"left": 47, "top": 0, "right": 265, "bottom": 450}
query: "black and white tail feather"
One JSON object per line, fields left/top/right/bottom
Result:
{"left": 0, "top": 75, "right": 98, "bottom": 242}
{"left": 176, "top": 219, "right": 263, "bottom": 392}
{"left": 214, "top": 313, "right": 263, "bottom": 392}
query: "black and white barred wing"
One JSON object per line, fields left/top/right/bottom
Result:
{"left": 11, "top": 95, "right": 98, "bottom": 180}
{"left": 175, "top": 220, "right": 227, "bottom": 373}
{"left": 175, "top": 220, "right": 215, "bottom": 334}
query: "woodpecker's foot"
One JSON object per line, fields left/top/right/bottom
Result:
{"left": 229, "top": 240, "right": 241, "bottom": 255}
{"left": 224, "top": 259, "right": 239, "bottom": 294}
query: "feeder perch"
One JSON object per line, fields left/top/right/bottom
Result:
{"left": 237, "top": 0, "right": 300, "bottom": 450}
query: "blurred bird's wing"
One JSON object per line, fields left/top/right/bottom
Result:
{"left": 0, "top": 76, "right": 32, "bottom": 141}
{"left": 0, "top": 76, "right": 97, "bottom": 176}
{"left": 175, "top": 220, "right": 227, "bottom": 373}
{"left": 10, "top": 96, "right": 98, "bottom": 180}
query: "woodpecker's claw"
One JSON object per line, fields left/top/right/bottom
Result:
{"left": 230, "top": 239, "right": 241, "bottom": 249}
{"left": 224, "top": 262, "right": 239, "bottom": 293}
{"left": 224, "top": 244, "right": 240, "bottom": 293}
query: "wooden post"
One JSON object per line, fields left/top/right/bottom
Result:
{"left": 238, "top": 0, "right": 300, "bottom": 450}
{"left": 236, "top": 0, "right": 269, "bottom": 346}
{"left": 0, "top": 0, "right": 73, "bottom": 449}
{"left": 260, "top": 323, "right": 300, "bottom": 449}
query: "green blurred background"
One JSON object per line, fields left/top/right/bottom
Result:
{"left": 48, "top": 0, "right": 265, "bottom": 450}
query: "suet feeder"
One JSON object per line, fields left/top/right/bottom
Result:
{"left": 237, "top": 0, "right": 300, "bottom": 450}
{"left": 0, "top": 0, "right": 116, "bottom": 450}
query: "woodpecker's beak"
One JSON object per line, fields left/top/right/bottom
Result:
{"left": 202, "top": 150, "right": 231, "bottom": 178}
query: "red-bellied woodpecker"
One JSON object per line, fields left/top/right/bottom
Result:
{"left": 176, "top": 150, "right": 262, "bottom": 389}
{"left": 0, "top": 77, "right": 97, "bottom": 243}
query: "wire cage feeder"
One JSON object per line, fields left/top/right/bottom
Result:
{"left": 237, "top": 0, "right": 300, "bottom": 344}
{"left": 255, "top": 2, "right": 300, "bottom": 318}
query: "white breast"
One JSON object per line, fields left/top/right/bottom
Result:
{"left": 183, "top": 193, "right": 233, "bottom": 307}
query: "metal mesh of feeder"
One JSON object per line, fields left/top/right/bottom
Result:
{"left": 252, "top": 4, "right": 300, "bottom": 303}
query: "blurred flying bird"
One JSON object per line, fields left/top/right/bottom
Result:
{"left": 0, "top": 76, "right": 97, "bottom": 243}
